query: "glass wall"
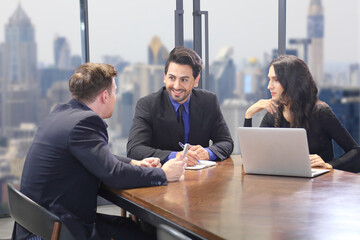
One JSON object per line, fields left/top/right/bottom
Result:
{"left": 0, "top": 0, "right": 80, "bottom": 215}
{"left": 287, "top": 0, "right": 360, "bottom": 157}
{"left": 0, "top": 0, "right": 359, "bottom": 216}
{"left": 88, "top": 0, "right": 176, "bottom": 156}
{"left": 90, "top": 0, "right": 279, "bottom": 155}
{"left": 201, "top": 0, "right": 278, "bottom": 153}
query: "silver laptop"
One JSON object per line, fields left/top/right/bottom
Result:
{"left": 238, "top": 127, "right": 330, "bottom": 178}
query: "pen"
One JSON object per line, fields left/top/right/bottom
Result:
{"left": 178, "top": 142, "right": 200, "bottom": 164}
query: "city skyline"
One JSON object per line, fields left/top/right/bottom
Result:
{"left": 0, "top": 0, "right": 359, "bottom": 221}
{"left": 0, "top": 0, "right": 359, "bottom": 68}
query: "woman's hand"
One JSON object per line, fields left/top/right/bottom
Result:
{"left": 310, "top": 154, "right": 333, "bottom": 169}
{"left": 245, "top": 99, "right": 279, "bottom": 119}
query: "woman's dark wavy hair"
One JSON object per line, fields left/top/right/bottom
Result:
{"left": 270, "top": 55, "right": 318, "bottom": 129}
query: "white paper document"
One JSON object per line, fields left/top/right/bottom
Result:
{"left": 185, "top": 160, "right": 217, "bottom": 170}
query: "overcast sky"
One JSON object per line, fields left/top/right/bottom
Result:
{"left": 0, "top": 0, "right": 359, "bottom": 67}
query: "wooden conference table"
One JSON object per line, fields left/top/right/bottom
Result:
{"left": 99, "top": 155, "right": 360, "bottom": 240}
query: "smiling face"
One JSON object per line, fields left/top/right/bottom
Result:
{"left": 267, "top": 65, "right": 284, "bottom": 101}
{"left": 164, "top": 62, "right": 200, "bottom": 104}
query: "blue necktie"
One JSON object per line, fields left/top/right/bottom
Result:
{"left": 178, "top": 104, "right": 185, "bottom": 142}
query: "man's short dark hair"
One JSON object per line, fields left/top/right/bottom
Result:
{"left": 164, "top": 46, "right": 203, "bottom": 79}
{"left": 69, "top": 63, "right": 117, "bottom": 103}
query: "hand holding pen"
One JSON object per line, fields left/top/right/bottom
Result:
{"left": 178, "top": 142, "right": 200, "bottom": 166}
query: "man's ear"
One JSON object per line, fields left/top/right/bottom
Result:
{"left": 101, "top": 89, "right": 108, "bottom": 103}
{"left": 163, "top": 73, "right": 166, "bottom": 84}
{"left": 194, "top": 74, "right": 200, "bottom": 87}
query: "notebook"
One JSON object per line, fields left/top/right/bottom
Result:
{"left": 186, "top": 160, "right": 216, "bottom": 170}
{"left": 237, "top": 127, "right": 330, "bottom": 178}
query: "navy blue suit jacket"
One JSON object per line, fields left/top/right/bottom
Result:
{"left": 15, "top": 99, "right": 167, "bottom": 240}
{"left": 127, "top": 87, "right": 234, "bottom": 161}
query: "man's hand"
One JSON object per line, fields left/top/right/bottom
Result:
{"left": 162, "top": 154, "right": 186, "bottom": 182}
{"left": 189, "top": 145, "right": 209, "bottom": 160}
{"left": 176, "top": 149, "right": 199, "bottom": 166}
{"left": 130, "top": 157, "right": 161, "bottom": 168}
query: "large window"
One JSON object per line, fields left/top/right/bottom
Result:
{"left": 287, "top": 0, "right": 360, "bottom": 156}
{"left": 88, "top": 0, "right": 176, "bottom": 156}
{"left": 0, "top": 0, "right": 80, "bottom": 215}
{"left": 0, "top": 0, "right": 359, "bottom": 216}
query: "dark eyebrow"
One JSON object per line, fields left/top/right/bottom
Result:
{"left": 168, "top": 73, "right": 190, "bottom": 79}
{"left": 268, "top": 75, "right": 277, "bottom": 80}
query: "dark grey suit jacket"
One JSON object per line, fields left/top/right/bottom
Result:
{"left": 15, "top": 99, "right": 167, "bottom": 240}
{"left": 127, "top": 87, "right": 234, "bottom": 161}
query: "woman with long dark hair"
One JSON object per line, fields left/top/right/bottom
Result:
{"left": 244, "top": 55, "right": 360, "bottom": 172}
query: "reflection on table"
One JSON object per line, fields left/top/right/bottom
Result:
{"left": 99, "top": 155, "right": 360, "bottom": 240}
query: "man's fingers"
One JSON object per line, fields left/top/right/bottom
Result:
{"left": 143, "top": 157, "right": 160, "bottom": 164}
{"left": 187, "top": 155, "right": 199, "bottom": 166}
{"left": 176, "top": 153, "right": 185, "bottom": 160}
{"left": 153, "top": 162, "right": 160, "bottom": 167}
{"left": 148, "top": 157, "right": 160, "bottom": 162}
{"left": 153, "top": 158, "right": 160, "bottom": 165}
{"left": 189, "top": 145, "right": 200, "bottom": 151}
{"left": 141, "top": 162, "right": 151, "bottom": 167}
{"left": 189, "top": 150, "right": 200, "bottom": 159}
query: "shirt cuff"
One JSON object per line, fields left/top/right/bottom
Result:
{"left": 205, "top": 148, "right": 218, "bottom": 161}
{"left": 244, "top": 118, "right": 252, "bottom": 127}
{"left": 164, "top": 151, "right": 177, "bottom": 162}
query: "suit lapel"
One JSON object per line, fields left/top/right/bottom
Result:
{"left": 188, "top": 90, "right": 204, "bottom": 142}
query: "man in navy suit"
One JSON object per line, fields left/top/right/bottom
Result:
{"left": 13, "top": 63, "right": 186, "bottom": 240}
{"left": 127, "top": 46, "right": 233, "bottom": 166}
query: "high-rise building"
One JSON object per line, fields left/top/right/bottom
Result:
{"left": 127, "top": 63, "right": 164, "bottom": 99}
{"left": 209, "top": 47, "right": 236, "bottom": 104}
{"left": 102, "top": 55, "right": 129, "bottom": 75}
{"left": 184, "top": 40, "right": 193, "bottom": 50}
{"left": 115, "top": 63, "right": 164, "bottom": 138}
{"left": 1, "top": 4, "right": 37, "bottom": 85}
{"left": 148, "top": 36, "right": 168, "bottom": 65}
{"left": 349, "top": 64, "right": 360, "bottom": 87}
{"left": 307, "top": 0, "right": 324, "bottom": 86}
{"left": 39, "top": 68, "right": 73, "bottom": 97}
{"left": 241, "top": 57, "right": 268, "bottom": 102}
{"left": 70, "top": 55, "right": 82, "bottom": 69}
{"left": 46, "top": 81, "right": 71, "bottom": 106}
{"left": 288, "top": 38, "right": 311, "bottom": 64}
{"left": 5, "top": 85, "right": 38, "bottom": 132}
{"left": 271, "top": 48, "right": 299, "bottom": 60}
{"left": 54, "top": 36, "right": 71, "bottom": 69}
{"left": 0, "top": 4, "right": 38, "bottom": 137}
{"left": 319, "top": 88, "right": 360, "bottom": 157}
{"left": 120, "top": 89, "right": 134, "bottom": 138}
